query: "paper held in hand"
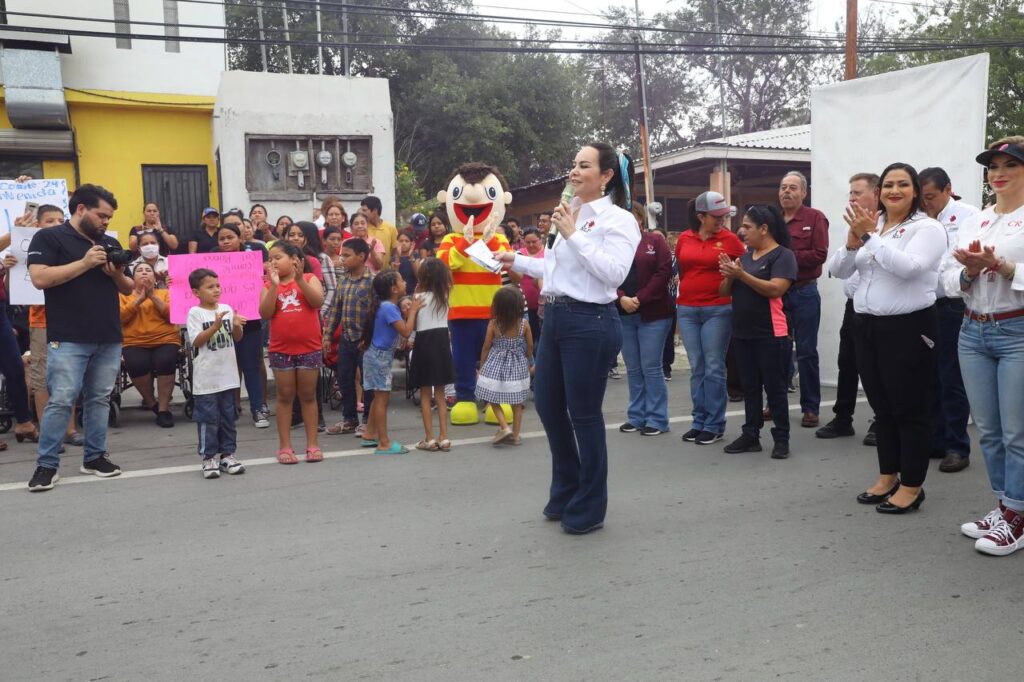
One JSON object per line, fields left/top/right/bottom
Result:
{"left": 465, "top": 239, "right": 503, "bottom": 274}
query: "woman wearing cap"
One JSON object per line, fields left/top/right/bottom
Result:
{"left": 675, "top": 192, "right": 746, "bottom": 445}
{"left": 831, "top": 162, "right": 946, "bottom": 515}
{"left": 189, "top": 208, "right": 221, "bottom": 253}
{"left": 496, "top": 141, "right": 640, "bottom": 535}
{"left": 942, "top": 136, "right": 1024, "bottom": 554}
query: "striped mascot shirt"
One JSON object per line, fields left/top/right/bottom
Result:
{"left": 437, "top": 232, "right": 512, "bottom": 320}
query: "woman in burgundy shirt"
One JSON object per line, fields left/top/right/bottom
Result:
{"left": 675, "top": 191, "right": 746, "bottom": 445}
{"left": 617, "top": 208, "right": 673, "bottom": 436}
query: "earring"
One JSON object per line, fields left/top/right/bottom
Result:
{"left": 600, "top": 183, "right": 607, "bottom": 193}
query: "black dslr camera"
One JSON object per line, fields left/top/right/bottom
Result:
{"left": 103, "top": 243, "right": 134, "bottom": 267}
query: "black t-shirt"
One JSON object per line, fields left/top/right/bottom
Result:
{"left": 26, "top": 222, "right": 124, "bottom": 343}
{"left": 731, "top": 246, "right": 797, "bottom": 340}
{"left": 129, "top": 224, "right": 175, "bottom": 256}
{"left": 190, "top": 227, "right": 220, "bottom": 254}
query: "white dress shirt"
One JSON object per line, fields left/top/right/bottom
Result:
{"left": 940, "top": 204, "right": 1024, "bottom": 315}
{"left": 511, "top": 195, "right": 640, "bottom": 304}
{"left": 829, "top": 211, "right": 946, "bottom": 316}
{"left": 934, "top": 197, "right": 980, "bottom": 298}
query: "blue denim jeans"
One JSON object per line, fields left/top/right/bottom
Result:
{"left": 38, "top": 341, "right": 122, "bottom": 470}
{"left": 193, "top": 390, "right": 237, "bottom": 458}
{"left": 619, "top": 314, "right": 671, "bottom": 431}
{"left": 676, "top": 304, "right": 732, "bottom": 434}
{"left": 784, "top": 282, "right": 822, "bottom": 414}
{"left": 536, "top": 300, "right": 621, "bottom": 531}
{"left": 958, "top": 316, "right": 1024, "bottom": 512}
{"left": 932, "top": 298, "right": 971, "bottom": 456}
{"left": 235, "top": 324, "right": 264, "bottom": 418}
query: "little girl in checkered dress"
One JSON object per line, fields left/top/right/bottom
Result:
{"left": 476, "top": 286, "right": 534, "bottom": 446}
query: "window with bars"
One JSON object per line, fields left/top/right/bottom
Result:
{"left": 163, "top": 0, "right": 180, "bottom": 53}
{"left": 113, "top": 0, "right": 131, "bottom": 49}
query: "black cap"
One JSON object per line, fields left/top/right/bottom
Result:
{"left": 976, "top": 141, "right": 1024, "bottom": 166}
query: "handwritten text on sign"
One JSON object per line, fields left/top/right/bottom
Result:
{"left": 168, "top": 252, "right": 264, "bottom": 324}
{"left": 0, "top": 179, "right": 70, "bottom": 244}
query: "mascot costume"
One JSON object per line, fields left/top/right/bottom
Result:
{"left": 436, "top": 161, "right": 513, "bottom": 425}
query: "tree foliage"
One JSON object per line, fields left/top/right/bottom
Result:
{"left": 859, "top": 0, "right": 1024, "bottom": 140}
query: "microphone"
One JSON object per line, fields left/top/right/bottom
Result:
{"left": 549, "top": 182, "right": 576, "bottom": 249}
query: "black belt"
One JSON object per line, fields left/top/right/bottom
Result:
{"left": 544, "top": 295, "right": 609, "bottom": 307}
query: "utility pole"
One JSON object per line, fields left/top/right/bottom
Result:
{"left": 256, "top": 0, "right": 268, "bottom": 72}
{"left": 712, "top": 0, "right": 730, "bottom": 205}
{"left": 315, "top": 1, "right": 323, "bottom": 75}
{"left": 282, "top": 2, "right": 293, "bottom": 74}
{"left": 845, "top": 0, "right": 858, "bottom": 80}
{"left": 342, "top": 4, "right": 350, "bottom": 76}
{"left": 633, "top": 0, "right": 655, "bottom": 228}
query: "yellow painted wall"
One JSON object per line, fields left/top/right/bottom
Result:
{"left": 0, "top": 88, "right": 217, "bottom": 244}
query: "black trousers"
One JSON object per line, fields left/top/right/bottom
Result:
{"left": 833, "top": 298, "right": 859, "bottom": 422}
{"left": 733, "top": 336, "right": 790, "bottom": 443}
{"left": 854, "top": 307, "right": 937, "bottom": 488}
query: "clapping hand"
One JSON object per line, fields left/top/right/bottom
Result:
{"left": 843, "top": 203, "right": 879, "bottom": 238}
{"left": 953, "top": 239, "right": 997, "bottom": 277}
{"left": 268, "top": 263, "right": 281, "bottom": 286}
{"left": 234, "top": 310, "right": 248, "bottom": 327}
{"left": 718, "top": 252, "right": 743, "bottom": 279}
{"left": 462, "top": 215, "right": 477, "bottom": 244}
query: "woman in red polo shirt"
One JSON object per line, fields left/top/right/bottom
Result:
{"left": 675, "top": 191, "right": 746, "bottom": 445}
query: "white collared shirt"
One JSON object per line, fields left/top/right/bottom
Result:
{"left": 511, "top": 195, "right": 640, "bottom": 304}
{"left": 934, "top": 197, "right": 980, "bottom": 298}
{"left": 940, "top": 204, "right": 1024, "bottom": 314}
{"left": 829, "top": 211, "right": 946, "bottom": 316}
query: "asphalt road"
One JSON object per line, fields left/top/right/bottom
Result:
{"left": 0, "top": 374, "right": 1017, "bottom": 681}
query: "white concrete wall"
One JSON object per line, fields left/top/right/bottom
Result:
{"left": 213, "top": 71, "right": 395, "bottom": 224}
{"left": 6, "top": 0, "right": 224, "bottom": 95}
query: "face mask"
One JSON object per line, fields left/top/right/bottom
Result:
{"left": 140, "top": 244, "right": 160, "bottom": 259}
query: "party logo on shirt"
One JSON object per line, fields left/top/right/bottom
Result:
{"left": 715, "top": 241, "right": 723, "bottom": 249}
{"left": 278, "top": 290, "right": 302, "bottom": 311}
{"left": 580, "top": 219, "right": 597, "bottom": 233}
{"left": 890, "top": 227, "right": 907, "bottom": 239}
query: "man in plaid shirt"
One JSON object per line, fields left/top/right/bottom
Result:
{"left": 323, "top": 239, "right": 374, "bottom": 435}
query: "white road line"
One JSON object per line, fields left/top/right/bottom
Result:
{"left": 0, "top": 398, "right": 866, "bottom": 493}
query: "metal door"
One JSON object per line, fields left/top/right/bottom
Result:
{"left": 141, "top": 165, "right": 209, "bottom": 253}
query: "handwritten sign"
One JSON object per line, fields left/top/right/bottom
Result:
{"left": 0, "top": 179, "right": 69, "bottom": 242}
{"left": 7, "top": 225, "right": 118, "bottom": 305}
{"left": 167, "top": 251, "right": 264, "bottom": 324}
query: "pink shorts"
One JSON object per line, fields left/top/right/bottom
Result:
{"left": 269, "top": 350, "right": 323, "bottom": 371}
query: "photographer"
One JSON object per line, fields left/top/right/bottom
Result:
{"left": 26, "top": 184, "right": 134, "bottom": 492}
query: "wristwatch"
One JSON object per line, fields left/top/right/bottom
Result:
{"left": 859, "top": 233, "right": 871, "bottom": 244}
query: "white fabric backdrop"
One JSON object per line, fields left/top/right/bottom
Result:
{"left": 810, "top": 54, "right": 990, "bottom": 385}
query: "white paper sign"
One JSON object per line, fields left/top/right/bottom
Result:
{"left": 465, "top": 239, "right": 502, "bottom": 273}
{"left": 9, "top": 226, "right": 44, "bottom": 305}
{"left": 8, "top": 226, "right": 120, "bottom": 305}
{"left": 0, "top": 179, "right": 69, "bottom": 240}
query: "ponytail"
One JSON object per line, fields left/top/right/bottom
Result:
{"left": 585, "top": 141, "right": 635, "bottom": 210}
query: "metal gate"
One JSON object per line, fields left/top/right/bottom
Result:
{"left": 141, "top": 165, "right": 209, "bottom": 253}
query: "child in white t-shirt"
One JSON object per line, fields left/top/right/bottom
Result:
{"left": 186, "top": 268, "right": 246, "bottom": 479}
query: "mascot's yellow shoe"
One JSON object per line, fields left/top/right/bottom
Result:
{"left": 484, "top": 404, "right": 513, "bottom": 425}
{"left": 451, "top": 401, "right": 480, "bottom": 425}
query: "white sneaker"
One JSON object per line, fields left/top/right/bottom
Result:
{"left": 202, "top": 457, "right": 221, "bottom": 479}
{"left": 219, "top": 455, "right": 245, "bottom": 475}
{"left": 961, "top": 505, "right": 1004, "bottom": 539}
{"left": 253, "top": 410, "right": 270, "bottom": 429}
{"left": 355, "top": 423, "right": 367, "bottom": 437}
{"left": 975, "top": 511, "right": 1024, "bottom": 557}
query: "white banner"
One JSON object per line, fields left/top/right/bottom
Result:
{"left": 0, "top": 179, "right": 69, "bottom": 239}
{"left": 8, "top": 226, "right": 44, "bottom": 305}
{"left": 810, "top": 54, "right": 990, "bottom": 385}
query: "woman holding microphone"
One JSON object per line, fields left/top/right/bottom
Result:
{"left": 829, "top": 162, "right": 946, "bottom": 514}
{"left": 497, "top": 142, "right": 640, "bottom": 535}
{"left": 943, "top": 136, "right": 1024, "bottom": 556}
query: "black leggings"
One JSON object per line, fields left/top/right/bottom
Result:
{"left": 854, "top": 307, "right": 936, "bottom": 487}
{"left": 123, "top": 344, "right": 179, "bottom": 379}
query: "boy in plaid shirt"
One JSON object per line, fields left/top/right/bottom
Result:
{"left": 323, "top": 239, "right": 374, "bottom": 434}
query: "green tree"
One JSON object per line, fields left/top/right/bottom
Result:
{"left": 859, "top": 0, "right": 1024, "bottom": 140}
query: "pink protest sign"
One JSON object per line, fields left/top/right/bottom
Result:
{"left": 167, "top": 251, "right": 264, "bottom": 324}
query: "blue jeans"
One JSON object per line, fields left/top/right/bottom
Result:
{"left": 932, "top": 298, "right": 971, "bottom": 456}
{"left": 958, "top": 316, "right": 1024, "bottom": 512}
{"left": 620, "top": 314, "right": 671, "bottom": 431}
{"left": 784, "top": 282, "right": 821, "bottom": 414}
{"left": 37, "top": 341, "right": 122, "bottom": 470}
{"left": 235, "top": 324, "right": 264, "bottom": 418}
{"left": 193, "top": 390, "right": 237, "bottom": 458}
{"left": 450, "top": 318, "right": 489, "bottom": 402}
{"left": 536, "top": 300, "right": 621, "bottom": 531}
{"left": 676, "top": 304, "right": 732, "bottom": 434}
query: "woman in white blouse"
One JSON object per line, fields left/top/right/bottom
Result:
{"left": 498, "top": 142, "right": 640, "bottom": 535}
{"left": 941, "top": 136, "right": 1024, "bottom": 556}
{"left": 829, "top": 162, "right": 946, "bottom": 514}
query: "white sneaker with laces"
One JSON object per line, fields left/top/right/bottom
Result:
{"left": 961, "top": 505, "right": 1004, "bottom": 539}
{"left": 202, "top": 457, "right": 221, "bottom": 479}
{"left": 253, "top": 410, "right": 270, "bottom": 429}
{"left": 219, "top": 455, "right": 245, "bottom": 475}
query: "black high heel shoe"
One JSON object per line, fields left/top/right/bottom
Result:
{"left": 876, "top": 489, "right": 925, "bottom": 514}
{"left": 856, "top": 480, "right": 900, "bottom": 505}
